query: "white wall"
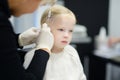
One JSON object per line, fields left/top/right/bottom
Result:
{"left": 108, "top": 0, "right": 120, "bottom": 37}
{"left": 11, "top": 0, "right": 65, "bottom": 34}
{"left": 12, "top": 13, "right": 34, "bottom": 33}
{"left": 11, "top": 5, "right": 49, "bottom": 34}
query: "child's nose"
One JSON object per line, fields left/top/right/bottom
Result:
{"left": 64, "top": 31, "right": 69, "bottom": 38}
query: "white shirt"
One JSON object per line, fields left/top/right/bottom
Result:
{"left": 23, "top": 45, "right": 86, "bottom": 80}
{"left": 43, "top": 45, "right": 86, "bottom": 80}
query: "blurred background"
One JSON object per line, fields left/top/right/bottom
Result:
{"left": 10, "top": 0, "right": 120, "bottom": 80}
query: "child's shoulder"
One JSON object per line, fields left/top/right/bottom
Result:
{"left": 65, "top": 45, "right": 76, "bottom": 51}
{"left": 64, "top": 45, "right": 78, "bottom": 57}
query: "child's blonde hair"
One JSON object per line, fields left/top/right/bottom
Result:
{"left": 41, "top": 4, "right": 76, "bottom": 26}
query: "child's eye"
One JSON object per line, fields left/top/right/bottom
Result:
{"left": 69, "top": 30, "right": 73, "bottom": 32}
{"left": 58, "top": 29, "right": 64, "bottom": 31}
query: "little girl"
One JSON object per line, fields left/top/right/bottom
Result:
{"left": 23, "top": 4, "right": 86, "bottom": 80}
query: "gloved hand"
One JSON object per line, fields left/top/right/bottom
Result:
{"left": 19, "top": 27, "right": 40, "bottom": 46}
{"left": 36, "top": 23, "right": 54, "bottom": 51}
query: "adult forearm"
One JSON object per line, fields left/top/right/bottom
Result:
{"left": 26, "top": 49, "right": 49, "bottom": 80}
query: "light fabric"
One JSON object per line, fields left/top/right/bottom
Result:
{"left": 23, "top": 45, "right": 86, "bottom": 80}
{"left": 23, "top": 48, "right": 36, "bottom": 69}
{"left": 43, "top": 45, "right": 86, "bottom": 80}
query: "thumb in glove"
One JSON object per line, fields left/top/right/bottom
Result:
{"left": 19, "top": 27, "right": 40, "bottom": 46}
{"left": 36, "top": 23, "right": 54, "bottom": 51}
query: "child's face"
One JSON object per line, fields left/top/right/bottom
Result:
{"left": 49, "top": 14, "right": 76, "bottom": 51}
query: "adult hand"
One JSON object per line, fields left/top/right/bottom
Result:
{"left": 19, "top": 27, "right": 40, "bottom": 46}
{"left": 36, "top": 23, "right": 54, "bottom": 52}
{"left": 108, "top": 37, "right": 120, "bottom": 47}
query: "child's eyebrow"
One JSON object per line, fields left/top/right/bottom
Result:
{"left": 52, "top": 24, "right": 62, "bottom": 27}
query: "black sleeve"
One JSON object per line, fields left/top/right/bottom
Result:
{"left": 15, "top": 33, "right": 23, "bottom": 49}
{"left": 0, "top": 12, "right": 49, "bottom": 80}
{"left": 26, "top": 49, "right": 49, "bottom": 80}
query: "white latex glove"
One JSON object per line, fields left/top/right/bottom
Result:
{"left": 36, "top": 23, "right": 54, "bottom": 51}
{"left": 19, "top": 27, "right": 40, "bottom": 46}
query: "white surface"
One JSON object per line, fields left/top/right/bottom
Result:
{"left": 71, "top": 24, "right": 91, "bottom": 43}
{"left": 73, "top": 24, "right": 87, "bottom": 37}
{"left": 94, "top": 49, "right": 120, "bottom": 59}
{"left": 71, "top": 37, "right": 91, "bottom": 43}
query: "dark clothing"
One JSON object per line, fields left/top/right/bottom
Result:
{"left": 0, "top": 0, "right": 49, "bottom": 80}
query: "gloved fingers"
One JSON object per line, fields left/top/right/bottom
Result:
{"left": 35, "top": 23, "right": 54, "bottom": 51}
{"left": 30, "top": 27, "right": 40, "bottom": 36}
{"left": 42, "top": 23, "right": 51, "bottom": 32}
{"left": 31, "top": 27, "right": 40, "bottom": 33}
{"left": 19, "top": 27, "right": 41, "bottom": 46}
